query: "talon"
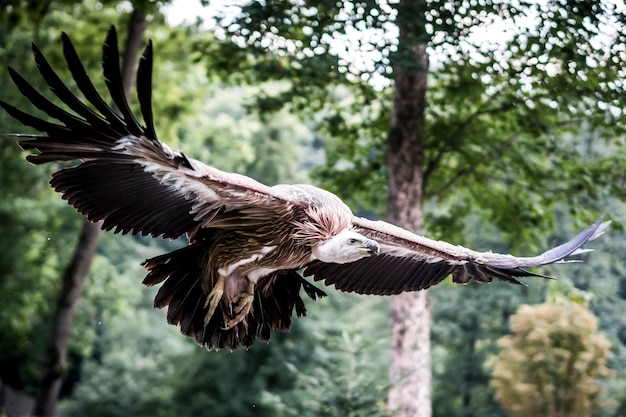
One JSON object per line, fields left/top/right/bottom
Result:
{"left": 204, "top": 274, "right": 224, "bottom": 325}
{"left": 233, "top": 292, "right": 254, "bottom": 314}
{"left": 223, "top": 282, "right": 255, "bottom": 329}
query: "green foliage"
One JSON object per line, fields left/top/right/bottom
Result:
{"left": 286, "top": 292, "right": 390, "bottom": 417}
{"left": 0, "top": 0, "right": 196, "bottom": 395}
{"left": 310, "top": 86, "right": 390, "bottom": 215}
{"left": 203, "top": 0, "right": 626, "bottom": 241}
{"left": 60, "top": 287, "right": 193, "bottom": 417}
{"left": 429, "top": 214, "right": 549, "bottom": 417}
{"left": 491, "top": 301, "right": 612, "bottom": 417}
{"left": 60, "top": 288, "right": 390, "bottom": 417}
{"left": 0, "top": 7, "right": 106, "bottom": 391}
{"left": 0, "top": 196, "right": 79, "bottom": 392}
{"left": 3, "top": 1, "right": 626, "bottom": 417}
{"left": 177, "top": 81, "right": 316, "bottom": 184}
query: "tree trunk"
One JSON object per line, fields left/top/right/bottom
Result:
{"left": 32, "top": 10, "right": 147, "bottom": 417}
{"left": 386, "top": 0, "right": 430, "bottom": 416}
{"left": 33, "top": 220, "right": 101, "bottom": 417}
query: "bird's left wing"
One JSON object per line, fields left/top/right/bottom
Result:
{"left": 1, "top": 27, "right": 301, "bottom": 239}
{"left": 304, "top": 217, "right": 609, "bottom": 295}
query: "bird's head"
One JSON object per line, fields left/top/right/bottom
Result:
{"left": 312, "top": 230, "right": 380, "bottom": 264}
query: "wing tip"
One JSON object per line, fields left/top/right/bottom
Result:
{"left": 536, "top": 217, "right": 610, "bottom": 266}
{"left": 590, "top": 218, "right": 611, "bottom": 241}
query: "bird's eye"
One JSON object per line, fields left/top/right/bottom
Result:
{"left": 348, "top": 238, "right": 358, "bottom": 244}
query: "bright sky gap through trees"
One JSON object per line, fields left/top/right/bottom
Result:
{"left": 164, "top": 0, "right": 625, "bottom": 98}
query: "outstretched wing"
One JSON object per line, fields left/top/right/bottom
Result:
{"left": 1, "top": 27, "right": 299, "bottom": 239}
{"left": 304, "top": 217, "right": 609, "bottom": 295}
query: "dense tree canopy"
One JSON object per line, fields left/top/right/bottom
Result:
{"left": 200, "top": 0, "right": 626, "bottom": 237}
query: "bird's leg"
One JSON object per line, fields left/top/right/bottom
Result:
{"left": 203, "top": 274, "right": 225, "bottom": 325}
{"left": 223, "top": 280, "right": 255, "bottom": 329}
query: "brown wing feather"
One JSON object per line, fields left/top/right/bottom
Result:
{"left": 304, "top": 254, "right": 455, "bottom": 295}
{"left": 304, "top": 217, "right": 608, "bottom": 295}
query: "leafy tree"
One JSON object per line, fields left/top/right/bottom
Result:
{"left": 0, "top": 7, "right": 88, "bottom": 396}
{"left": 491, "top": 301, "right": 612, "bottom": 417}
{"left": 29, "top": 7, "right": 151, "bottom": 416}
{"left": 554, "top": 196, "right": 626, "bottom": 414}
{"left": 197, "top": 0, "right": 626, "bottom": 415}
{"left": 429, "top": 210, "right": 587, "bottom": 417}
{"left": 0, "top": 0, "right": 189, "bottom": 406}
{"left": 431, "top": 282, "right": 541, "bottom": 417}
{"left": 62, "top": 285, "right": 390, "bottom": 417}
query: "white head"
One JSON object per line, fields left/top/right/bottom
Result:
{"left": 312, "top": 230, "right": 380, "bottom": 264}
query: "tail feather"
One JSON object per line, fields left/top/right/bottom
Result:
{"left": 141, "top": 244, "right": 326, "bottom": 351}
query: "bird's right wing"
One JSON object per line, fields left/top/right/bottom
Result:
{"left": 1, "top": 27, "right": 301, "bottom": 239}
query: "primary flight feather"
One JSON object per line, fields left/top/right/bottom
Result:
{"left": 1, "top": 27, "right": 608, "bottom": 351}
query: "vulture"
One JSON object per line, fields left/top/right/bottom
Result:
{"left": 1, "top": 27, "right": 608, "bottom": 351}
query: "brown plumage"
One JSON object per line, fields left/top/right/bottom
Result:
{"left": 1, "top": 27, "right": 608, "bottom": 350}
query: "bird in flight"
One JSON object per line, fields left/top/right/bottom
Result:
{"left": 1, "top": 27, "right": 608, "bottom": 351}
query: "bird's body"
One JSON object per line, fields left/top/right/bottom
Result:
{"left": 1, "top": 27, "right": 608, "bottom": 350}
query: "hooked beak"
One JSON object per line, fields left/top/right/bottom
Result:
{"left": 364, "top": 239, "right": 380, "bottom": 256}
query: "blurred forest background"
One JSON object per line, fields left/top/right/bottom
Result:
{"left": 1, "top": 0, "right": 626, "bottom": 416}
